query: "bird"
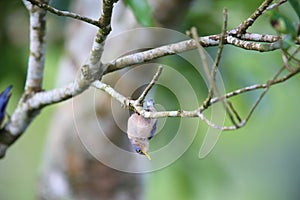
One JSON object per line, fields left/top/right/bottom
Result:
{"left": 0, "top": 85, "right": 12, "bottom": 126}
{"left": 127, "top": 99, "right": 157, "bottom": 160}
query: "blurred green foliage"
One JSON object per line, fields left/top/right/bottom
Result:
{"left": 124, "top": 0, "right": 155, "bottom": 27}
{"left": 288, "top": 0, "right": 300, "bottom": 19}
{"left": 1, "top": 0, "right": 300, "bottom": 200}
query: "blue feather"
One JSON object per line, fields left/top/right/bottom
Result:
{"left": 0, "top": 85, "right": 12, "bottom": 125}
{"left": 148, "top": 120, "right": 157, "bottom": 140}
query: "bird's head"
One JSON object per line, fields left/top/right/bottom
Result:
{"left": 130, "top": 138, "right": 151, "bottom": 160}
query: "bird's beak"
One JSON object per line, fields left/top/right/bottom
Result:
{"left": 142, "top": 150, "right": 151, "bottom": 160}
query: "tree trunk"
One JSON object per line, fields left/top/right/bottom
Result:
{"left": 37, "top": 0, "right": 192, "bottom": 199}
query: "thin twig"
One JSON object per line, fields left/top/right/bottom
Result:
{"left": 235, "top": 0, "right": 273, "bottom": 35}
{"left": 212, "top": 8, "right": 228, "bottom": 85}
{"left": 137, "top": 66, "right": 163, "bottom": 104}
{"left": 191, "top": 15, "right": 241, "bottom": 127}
{"left": 241, "top": 47, "right": 300, "bottom": 125}
{"left": 201, "top": 65, "right": 300, "bottom": 130}
{"left": 190, "top": 27, "right": 238, "bottom": 127}
{"left": 283, "top": 47, "right": 300, "bottom": 63}
{"left": 242, "top": 66, "right": 285, "bottom": 124}
{"left": 210, "top": 66, "right": 300, "bottom": 105}
{"left": 190, "top": 27, "right": 212, "bottom": 88}
{"left": 281, "top": 51, "right": 294, "bottom": 72}
{"left": 92, "top": 80, "right": 130, "bottom": 107}
{"left": 227, "top": 101, "right": 242, "bottom": 123}
{"left": 200, "top": 57, "right": 300, "bottom": 129}
{"left": 26, "top": 0, "right": 101, "bottom": 27}
{"left": 205, "top": 8, "right": 228, "bottom": 106}
{"left": 266, "top": 0, "right": 287, "bottom": 11}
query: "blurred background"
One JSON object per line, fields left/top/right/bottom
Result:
{"left": 1, "top": 0, "right": 300, "bottom": 199}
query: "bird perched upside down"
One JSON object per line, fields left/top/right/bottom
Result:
{"left": 127, "top": 99, "right": 157, "bottom": 160}
{"left": 0, "top": 85, "right": 12, "bottom": 126}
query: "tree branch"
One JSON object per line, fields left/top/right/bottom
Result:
{"left": 235, "top": 0, "right": 273, "bottom": 35}
{"left": 23, "top": 0, "right": 49, "bottom": 92}
{"left": 210, "top": 66, "right": 300, "bottom": 105}
{"left": 266, "top": 0, "right": 287, "bottom": 11}
{"left": 84, "top": 0, "right": 119, "bottom": 81}
{"left": 0, "top": 0, "right": 119, "bottom": 158}
{"left": 226, "top": 35, "right": 282, "bottom": 51}
{"left": 93, "top": 58, "right": 300, "bottom": 131}
{"left": 104, "top": 33, "right": 282, "bottom": 74}
{"left": 204, "top": 8, "right": 228, "bottom": 106}
{"left": 1, "top": 0, "right": 299, "bottom": 158}
{"left": 26, "top": 0, "right": 102, "bottom": 27}
{"left": 136, "top": 66, "right": 163, "bottom": 104}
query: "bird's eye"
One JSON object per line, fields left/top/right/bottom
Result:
{"left": 136, "top": 149, "right": 144, "bottom": 155}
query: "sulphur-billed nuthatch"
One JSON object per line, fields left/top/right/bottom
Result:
{"left": 127, "top": 99, "right": 157, "bottom": 160}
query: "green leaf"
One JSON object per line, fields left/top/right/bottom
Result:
{"left": 288, "top": 0, "right": 300, "bottom": 20}
{"left": 124, "top": 0, "right": 154, "bottom": 27}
